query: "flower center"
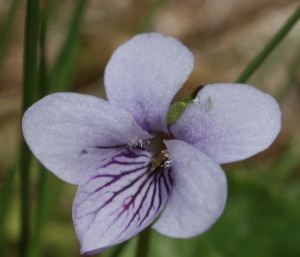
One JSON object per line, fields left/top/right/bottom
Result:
{"left": 151, "top": 150, "right": 164, "bottom": 170}
{"left": 151, "top": 149, "right": 172, "bottom": 170}
{"left": 150, "top": 133, "right": 173, "bottom": 170}
{"left": 128, "top": 132, "right": 172, "bottom": 171}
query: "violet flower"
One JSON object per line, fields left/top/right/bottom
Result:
{"left": 22, "top": 33, "right": 281, "bottom": 255}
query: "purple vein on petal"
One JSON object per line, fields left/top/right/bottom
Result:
{"left": 96, "top": 147, "right": 150, "bottom": 169}
{"left": 76, "top": 166, "right": 151, "bottom": 219}
{"left": 113, "top": 168, "right": 173, "bottom": 242}
{"left": 117, "top": 165, "right": 173, "bottom": 239}
{"left": 73, "top": 146, "right": 174, "bottom": 247}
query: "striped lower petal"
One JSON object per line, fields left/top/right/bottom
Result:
{"left": 72, "top": 146, "right": 173, "bottom": 255}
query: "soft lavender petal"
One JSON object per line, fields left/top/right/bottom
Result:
{"left": 73, "top": 147, "right": 173, "bottom": 255}
{"left": 104, "top": 33, "right": 194, "bottom": 133}
{"left": 153, "top": 139, "right": 227, "bottom": 238}
{"left": 170, "top": 83, "right": 281, "bottom": 164}
{"left": 22, "top": 93, "right": 152, "bottom": 185}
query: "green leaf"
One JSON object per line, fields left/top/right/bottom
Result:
{"left": 147, "top": 174, "right": 300, "bottom": 257}
{"left": 20, "top": 0, "right": 40, "bottom": 256}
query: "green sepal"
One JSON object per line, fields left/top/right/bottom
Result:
{"left": 167, "top": 96, "right": 193, "bottom": 127}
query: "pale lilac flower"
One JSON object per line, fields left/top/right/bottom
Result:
{"left": 22, "top": 33, "right": 281, "bottom": 255}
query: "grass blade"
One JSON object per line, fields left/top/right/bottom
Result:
{"left": 20, "top": 0, "right": 40, "bottom": 256}
{"left": 237, "top": 5, "right": 300, "bottom": 83}
{"left": 276, "top": 41, "right": 300, "bottom": 103}
{"left": 135, "top": 226, "right": 151, "bottom": 257}
{"left": 29, "top": 4, "right": 49, "bottom": 257}
{"left": 0, "top": 164, "right": 18, "bottom": 256}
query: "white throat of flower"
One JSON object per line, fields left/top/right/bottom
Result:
{"left": 127, "top": 132, "right": 172, "bottom": 171}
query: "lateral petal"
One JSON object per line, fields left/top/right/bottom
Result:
{"left": 22, "top": 93, "right": 151, "bottom": 185}
{"left": 104, "top": 33, "right": 194, "bottom": 133}
{"left": 170, "top": 84, "right": 281, "bottom": 164}
{"left": 73, "top": 147, "right": 173, "bottom": 254}
{"left": 153, "top": 139, "right": 227, "bottom": 238}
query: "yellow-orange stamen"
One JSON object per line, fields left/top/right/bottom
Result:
{"left": 151, "top": 133, "right": 174, "bottom": 170}
{"left": 151, "top": 154, "right": 164, "bottom": 170}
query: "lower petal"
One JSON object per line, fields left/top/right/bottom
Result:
{"left": 73, "top": 146, "right": 173, "bottom": 254}
{"left": 153, "top": 140, "right": 227, "bottom": 238}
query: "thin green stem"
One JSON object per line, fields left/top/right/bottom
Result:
{"left": 19, "top": 141, "right": 32, "bottom": 257}
{"left": 0, "top": 0, "right": 21, "bottom": 76}
{"left": 30, "top": 167, "right": 51, "bottom": 257}
{"left": 237, "top": 5, "right": 300, "bottom": 83}
{"left": 20, "top": 0, "right": 39, "bottom": 256}
{"left": 22, "top": 0, "right": 39, "bottom": 108}
{"left": 135, "top": 226, "right": 152, "bottom": 257}
{"left": 109, "top": 241, "right": 129, "bottom": 257}
{"left": 29, "top": 3, "right": 50, "bottom": 256}
{"left": 276, "top": 41, "right": 300, "bottom": 103}
{"left": 0, "top": 164, "right": 18, "bottom": 256}
{"left": 37, "top": 4, "right": 49, "bottom": 98}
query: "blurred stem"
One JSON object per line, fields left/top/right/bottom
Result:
{"left": 20, "top": 0, "right": 39, "bottom": 257}
{"left": 272, "top": 139, "right": 300, "bottom": 181}
{"left": 276, "top": 41, "right": 300, "bottom": 103}
{"left": 237, "top": 5, "right": 300, "bottom": 83}
{"left": 191, "top": 85, "right": 205, "bottom": 98}
{"left": 110, "top": 241, "right": 128, "bottom": 257}
{"left": 29, "top": 3, "right": 50, "bottom": 257}
{"left": 43, "top": 0, "right": 58, "bottom": 22}
{"left": 50, "top": 0, "right": 88, "bottom": 91}
{"left": 135, "top": 0, "right": 169, "bottom": 33}
{"left": 135, "top": 226, "right": 152, "bottom": 257}
{"left": 30, "top": 167, "right": 51, "bottom": 257}
{"left": 0, "top": 164, "right": 18, "bottom": 256}
{"left": 0, "top": 0, "right": 21, "bottom": 76}
{"left": 37, "top": 4, "right": 48, "bottom": 98}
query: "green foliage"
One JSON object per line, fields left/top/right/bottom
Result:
{"left": 20, "top": 1, "right": 40, "bottom": 256}
{"left": 117, "top": 173, "right": 300, "bottom": 257}
{"left": 0, "top": 1, "right": 300, "bottom": 257}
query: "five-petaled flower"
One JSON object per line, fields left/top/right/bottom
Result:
{"left": 22, "top": 33, "right": 281, "bottom": 255}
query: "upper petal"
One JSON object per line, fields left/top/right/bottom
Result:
{"left": 22, "top": 93, "right": 152, "bottom": 185}
{"left": 170, "top": 83, "right": 281, "bottom": 164}
{"left": 73, "top": 146, "right": 173, "bottom": 254}
{"left": 104, "top": 33, "right": 194, "bottom": 133}
{"left": 153, "top": 139, "right": 227, "bottom": 238}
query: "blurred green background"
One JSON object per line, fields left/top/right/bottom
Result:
{"left": 0, "top": 0, "right": 300, "bottom": 256}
